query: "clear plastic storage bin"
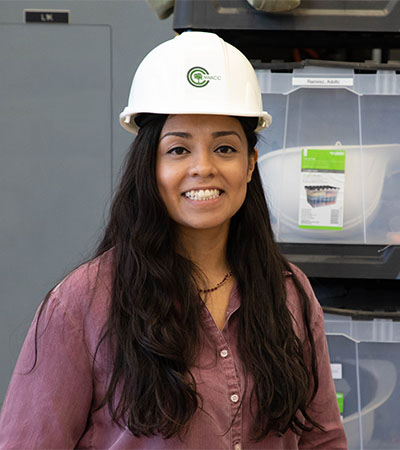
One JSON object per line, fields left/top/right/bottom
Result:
{"left": 256, "top": 64, "right": 400, "bottom": 245}
{"left": 325, "top": 314, "right": 400, "bottom": 449}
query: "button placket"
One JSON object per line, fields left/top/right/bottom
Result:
{"left": 219, "top": 346, "right": 242, "bottom": 448}
{"left": 203, "top": 294, "right": 242, "bottom": 450}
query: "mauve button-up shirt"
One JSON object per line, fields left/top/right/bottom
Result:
{"left": 0, "top": 250, "right": 347, "bottom": 449}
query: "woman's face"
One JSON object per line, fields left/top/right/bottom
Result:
{"left": 156, "top": 114, "right": 257, "bottom": 235}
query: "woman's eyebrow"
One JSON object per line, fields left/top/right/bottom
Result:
{"left": 160, "top": 131, "right": 191, "bottom": 141}
{"left": 212, "top": 131, "right": 242, "bottom": 141}
{"left": 159, "top": 130, "right": 242, "bottom": 141}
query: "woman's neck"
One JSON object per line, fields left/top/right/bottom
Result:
{"left": 178, "top": 225, "right": 230, "bottom": 277}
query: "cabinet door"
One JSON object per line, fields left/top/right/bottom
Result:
{"left": 0, "top": 24, "right": 111, "bottom": 400}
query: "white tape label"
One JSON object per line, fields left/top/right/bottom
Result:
{"left": 331, "top": 363, "right": 343, "bottom": 380}
{"left": 292, "top": 77, "right": 353, "bottom": 87}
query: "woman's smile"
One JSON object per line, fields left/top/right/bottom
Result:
{"left": 183, "top": 188, "right": 222, "bottom": 201}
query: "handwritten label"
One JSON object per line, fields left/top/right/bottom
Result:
{"left": 293, "top": 77, "right": 353, "bottom": 87}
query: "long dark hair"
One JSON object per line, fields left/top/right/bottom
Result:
{"left": 92, "top": 114, "right": 322, "bottom": 440}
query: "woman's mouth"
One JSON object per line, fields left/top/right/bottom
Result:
{"left": 183, "top": 189, "right": 222, "bottom": 201}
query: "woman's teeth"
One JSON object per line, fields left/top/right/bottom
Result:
{"left": 184, "top": 189, "right": 221, "bottom": 201}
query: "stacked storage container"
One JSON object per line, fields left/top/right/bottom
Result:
{"left": 256, "top": 62, "right": 400, "bottom": 245}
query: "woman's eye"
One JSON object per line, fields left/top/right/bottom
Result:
{"left": 167, "top": 147, "right": 189, "bottom": 155}
{"left": 215, "top": 146, "right": 236, "bottom": 154}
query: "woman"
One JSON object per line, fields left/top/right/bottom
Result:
{"left": 0, "top": 32, "right": 347, "bottom": 449}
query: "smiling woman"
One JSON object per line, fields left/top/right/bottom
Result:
{"left": 0, "top": 32, "right": 347, "bottom": 449}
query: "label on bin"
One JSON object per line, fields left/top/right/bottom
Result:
{"left": 331, "top": 363, "right": 342, "bottom": 379}
{"left": 298, "top": 149, "right": 345, "bottom": 230}
{"left": 292, "top": 77, "right": 353, "bottom": 87}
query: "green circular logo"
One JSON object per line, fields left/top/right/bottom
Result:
{"left": 187, "top": 67, "right": 209, "bottom": 88}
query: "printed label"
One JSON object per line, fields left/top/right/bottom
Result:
{"left": 25, "top": 10, "right": 70, "bottom": 23}
{"left": 298, "top": 149, "right": 346, "bottom": 230}
{"left": 292, "top": 77, "right": 353, "bottom": 87}
{"left": 331, "top": 363, "right": 343, "bottom": 379}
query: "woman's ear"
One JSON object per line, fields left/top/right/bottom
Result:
{"left": 247, "top": 148, "right": 258, "bottom": 182}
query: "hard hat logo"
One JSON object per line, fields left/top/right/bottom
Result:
{"left": 187, "top": 67, "right": 210, "bottom": 88}
{"left": 187, "top": 67, "right": 221, "bottom": 88}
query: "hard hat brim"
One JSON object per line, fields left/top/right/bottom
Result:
{"left": 120, "top": 109, "right": 272, "bottom": 135}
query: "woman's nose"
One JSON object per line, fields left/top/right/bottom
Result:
{"left": 188, "top": 150, "right": 217, "bottom": 177}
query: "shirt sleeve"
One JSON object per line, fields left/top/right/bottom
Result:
{"left": 294, "top": 273, "right": 348, "bottom": 450}
{"left": 0, "top": 292, "right": 93, "bottom": 449}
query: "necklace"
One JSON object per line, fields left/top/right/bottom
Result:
{"left": 198, "top": 271, "right": 233, "bottom": 294}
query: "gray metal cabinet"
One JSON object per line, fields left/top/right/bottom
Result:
{"left": 0, "top": 0, "right": 173, "bottom": 404}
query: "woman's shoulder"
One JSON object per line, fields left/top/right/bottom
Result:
{"left": 52, "top": 248, "right": 114, "bottom": 298}
{"left": 43, "top": 248, "right": 115, "bottom": 332}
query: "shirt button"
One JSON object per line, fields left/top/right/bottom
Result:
{"left": 234, "top": 444, "right": 241, "bottom": 450}
{"left": 230, "top": 394, "right": 239, "bottom": 403}
{"left": 220, "top": 349, "right": 228, "bottom": 358}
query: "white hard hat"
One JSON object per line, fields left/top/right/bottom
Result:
{"left": 120, "top": 31, "right": 272, "bottom": 134}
